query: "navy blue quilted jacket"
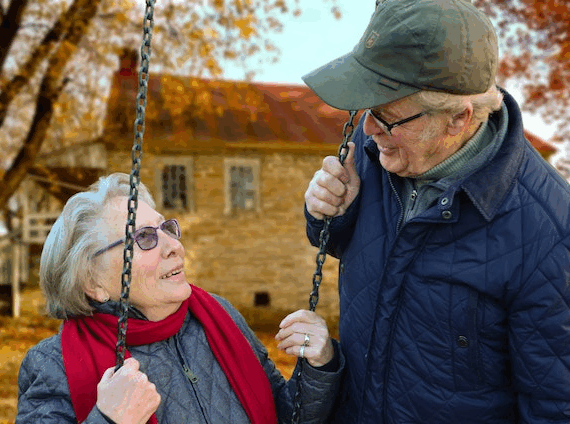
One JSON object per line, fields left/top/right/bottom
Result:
{"left": 306, "top": 90, "right": 570, "bottom": 423}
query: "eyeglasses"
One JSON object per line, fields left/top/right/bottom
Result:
{"left": 92, "top": 219, "right": 181, "bottom": 258}
{"left": 366, "top": 108, "right": 427, "bottom": 136}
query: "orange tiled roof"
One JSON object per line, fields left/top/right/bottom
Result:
{"left": 524, "top": 131, "right": 556, "bottom": 155}
{"left": 102, "top": 70, "right": 363, "bottom": 154}
{"left": 101, "top": 52, "right": 554, "bottom": 157}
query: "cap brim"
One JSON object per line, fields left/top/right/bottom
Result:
{"left": 302, "top": 53, "right": 420, "bottom": 111}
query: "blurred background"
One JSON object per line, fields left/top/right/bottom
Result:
{"left": 0, "top": 0, "right": 568, "bottom": 421}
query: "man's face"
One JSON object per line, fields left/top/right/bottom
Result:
{"left": 363, "top": 97, "right": 458, "bottom": 177}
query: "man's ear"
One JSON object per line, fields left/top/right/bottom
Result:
{"left": 447, "top": 103, "right": 474, "bottom": 136}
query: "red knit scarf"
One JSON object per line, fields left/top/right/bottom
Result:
{"left": 61, "top": 285, "right": 277, "bottom": 424}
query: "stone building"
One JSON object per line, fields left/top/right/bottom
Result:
{"left": 77, "top": 51, "right": 355, "bottom": 320}
{"left": 3, "top": 50, "right": 557, "bottom": 320}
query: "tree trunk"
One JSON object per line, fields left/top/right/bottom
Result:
{"left": 0, "top": 84, "right": 57, "bottom": 210}
{"left": 0, "top": 0, "right": 96, "bottom": 129}
{"left": 0, "top": 0, "right": 30, "bottom": 71}
{"left": 0, "top": 0, "right": 102, "bottom": 211}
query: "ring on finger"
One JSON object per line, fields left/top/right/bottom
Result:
{"left": 303, "top": 333, "right": 310, "bottom": 346}
{"left": 299, "top": 344, "right": 305, "bottom": 359}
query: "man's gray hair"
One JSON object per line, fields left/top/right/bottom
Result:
{"left": 40, "top": 173, "right": 155, "bottom": 319}
{"left": 413, "top": 84, "right": 504, "bottom": 124}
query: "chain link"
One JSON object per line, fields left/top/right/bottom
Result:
{"left": 290, "top": 110, "right": 357, "bottom": 423}
{"left": 115, "top": 0, "right": 156, "bottom": 371}
{"left": 115, "top": 1, "right": 358, "bottom": 416}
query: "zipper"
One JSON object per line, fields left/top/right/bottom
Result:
{"left": 183, "top": 363, "right": 199, "bottom": 383}
{"left": 410, "top": 189, "right": 417, "bottom": 202}
{"left": 381, "top": 290, "right": 406, "bottom": 423}
{"left": 387, "top": 173, "right": 405, "bottom": 233}
{"left": 380, "top": 227, "right": 435, "bottom": 423}
{"left": 357, "top": 172, "right": 403, "bottom": 423}
{"left": 167, "top": 335, "right": 210, "bottom": 424}
{"left": 171, "top": 338, "right": 199, "bottom": 384}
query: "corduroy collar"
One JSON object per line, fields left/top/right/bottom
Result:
{"left": 460, "top": 89, "right": 525, "bottom": 221}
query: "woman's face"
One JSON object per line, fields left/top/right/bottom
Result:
{"left": 92, "top": 196, "right": 191, "bottom": 321}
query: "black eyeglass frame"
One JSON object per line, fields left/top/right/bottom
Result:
{"left": 92, "top": 219, "right": 181, "bottom": 258}
{"left": 366, "top": 108, "right": 427, "bottom": 136}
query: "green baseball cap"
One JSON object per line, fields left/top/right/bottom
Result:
{"left": 302, "top": 0, "right": 498, "bottom": 110}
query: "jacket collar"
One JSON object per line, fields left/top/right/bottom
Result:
{"left": 460, "top": 89, "right": 525, "bottom": 221}
{"left": 88, "top": 298, "right": 149, "bottom": 320}
{"left": 364, "top": 88, "right": 525, "bottom": 222}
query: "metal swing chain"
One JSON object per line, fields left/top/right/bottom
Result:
{"left": 115, "top": 0, "right": 156, "bottom": 371}
{"left": 113, "top": 1, "right": 358, "bottom": 417}
{"left": 290, "top": 109, "right": 357, "bottom": 424}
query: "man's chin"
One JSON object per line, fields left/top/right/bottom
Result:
{"left": 379, "top": 155, "right": 408, "bottom": 176}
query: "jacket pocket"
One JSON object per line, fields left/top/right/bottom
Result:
{"left": 450, "top": 284, "right": 481, "bottom": 391}
{"left": 476, "top": 295, "right": 510, "bottom": 388}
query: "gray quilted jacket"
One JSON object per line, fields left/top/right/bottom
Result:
{"left": 16, "top": 294, "right": 344, "bottom": 423}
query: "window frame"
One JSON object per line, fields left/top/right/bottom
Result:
{"left": 154, "top": 156, "right": 195, "bottom": 213}
{"left": 223, "top": 157, "right": 261, "bottom": 215}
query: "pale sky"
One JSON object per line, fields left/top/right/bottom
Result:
{"left": 221, "top": 1, "right": 558, "bottom": 141}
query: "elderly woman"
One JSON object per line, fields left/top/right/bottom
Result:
{"left": 16, "top": 173, "right": 343, "bottom": 424}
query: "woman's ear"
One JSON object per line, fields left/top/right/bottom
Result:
{"left": 447, "top": 103, "right": 474, "bottom": 136}
{"left": 84, "top": 280, "right": 109, "bottom": 303}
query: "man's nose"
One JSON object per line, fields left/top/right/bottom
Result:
{"left": 363, "top": 111, "right": 387, "bottom": 136}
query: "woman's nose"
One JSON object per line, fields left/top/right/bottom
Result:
{"left": 159, "top": 229, "right": 184, "bottom": 257}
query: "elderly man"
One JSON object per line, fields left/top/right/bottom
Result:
{"left": 303, "top": 0, "right": 570, "bottom": 422}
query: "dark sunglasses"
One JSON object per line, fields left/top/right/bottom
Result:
{"left": 366, "top": 108, "right": 427, "bottom": 136}
{"left": 92, "top": 219, "right": 181, "bottom": 258}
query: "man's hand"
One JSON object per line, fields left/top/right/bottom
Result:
{"left": 305, "top": 142, "right": 360, "bottom": 220}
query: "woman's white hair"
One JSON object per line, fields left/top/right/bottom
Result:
{"left": 413, "top": 84, "right": 504, "bottom": 124}
{"left": 40, "top": 173, "right": 155, "bottom": 319}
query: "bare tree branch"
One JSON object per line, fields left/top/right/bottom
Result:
{"left": 0, "top": 0, "right": 95, "bottom": 130}
{"left": 0, "top": 0, "right": 31, "bottom": 70}
{"left": 0, "top": 0, "right": 102, "bottom": 210}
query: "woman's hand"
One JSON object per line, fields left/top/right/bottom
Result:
{"left": 305, "top": 141, "right": 360, "bottom": 220}
{"left": 275, "top": 310, "right": 334, "bottom": 367}
{"left": 96, "top": 357, "right": 161, "bottom": 424}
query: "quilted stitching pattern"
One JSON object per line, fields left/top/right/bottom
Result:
{"left": 16, "top": 296, "right": 344, "bottom": 423}
{"left": 307, "top": 91, "right": 570, "bottom": 423}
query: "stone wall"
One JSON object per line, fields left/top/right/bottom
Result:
{"left": 107, "top": 149, "right": 341, "bottom": 321}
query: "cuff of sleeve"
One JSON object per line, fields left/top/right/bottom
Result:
{"left": 304, "top": 204, "right": 324, "bottom": 232}
{"left": 301, "top": 339, "right": 345, "bottom": 381}
{"left": 311, "top": 340, "right": 340, "bottom": 373}
{"left": 304, "top": 192, "right": 361, "bottom": 235}
{"left": 85, "top": 406, "right": 117, "bottom": 424}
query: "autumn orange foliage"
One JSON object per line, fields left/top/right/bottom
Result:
{"left": 475, "top": 0, "right": 570, "bottom": 139}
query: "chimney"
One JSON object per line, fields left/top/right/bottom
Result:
{"left": 119, "top": 48, "right": 138, "bottom": 76}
